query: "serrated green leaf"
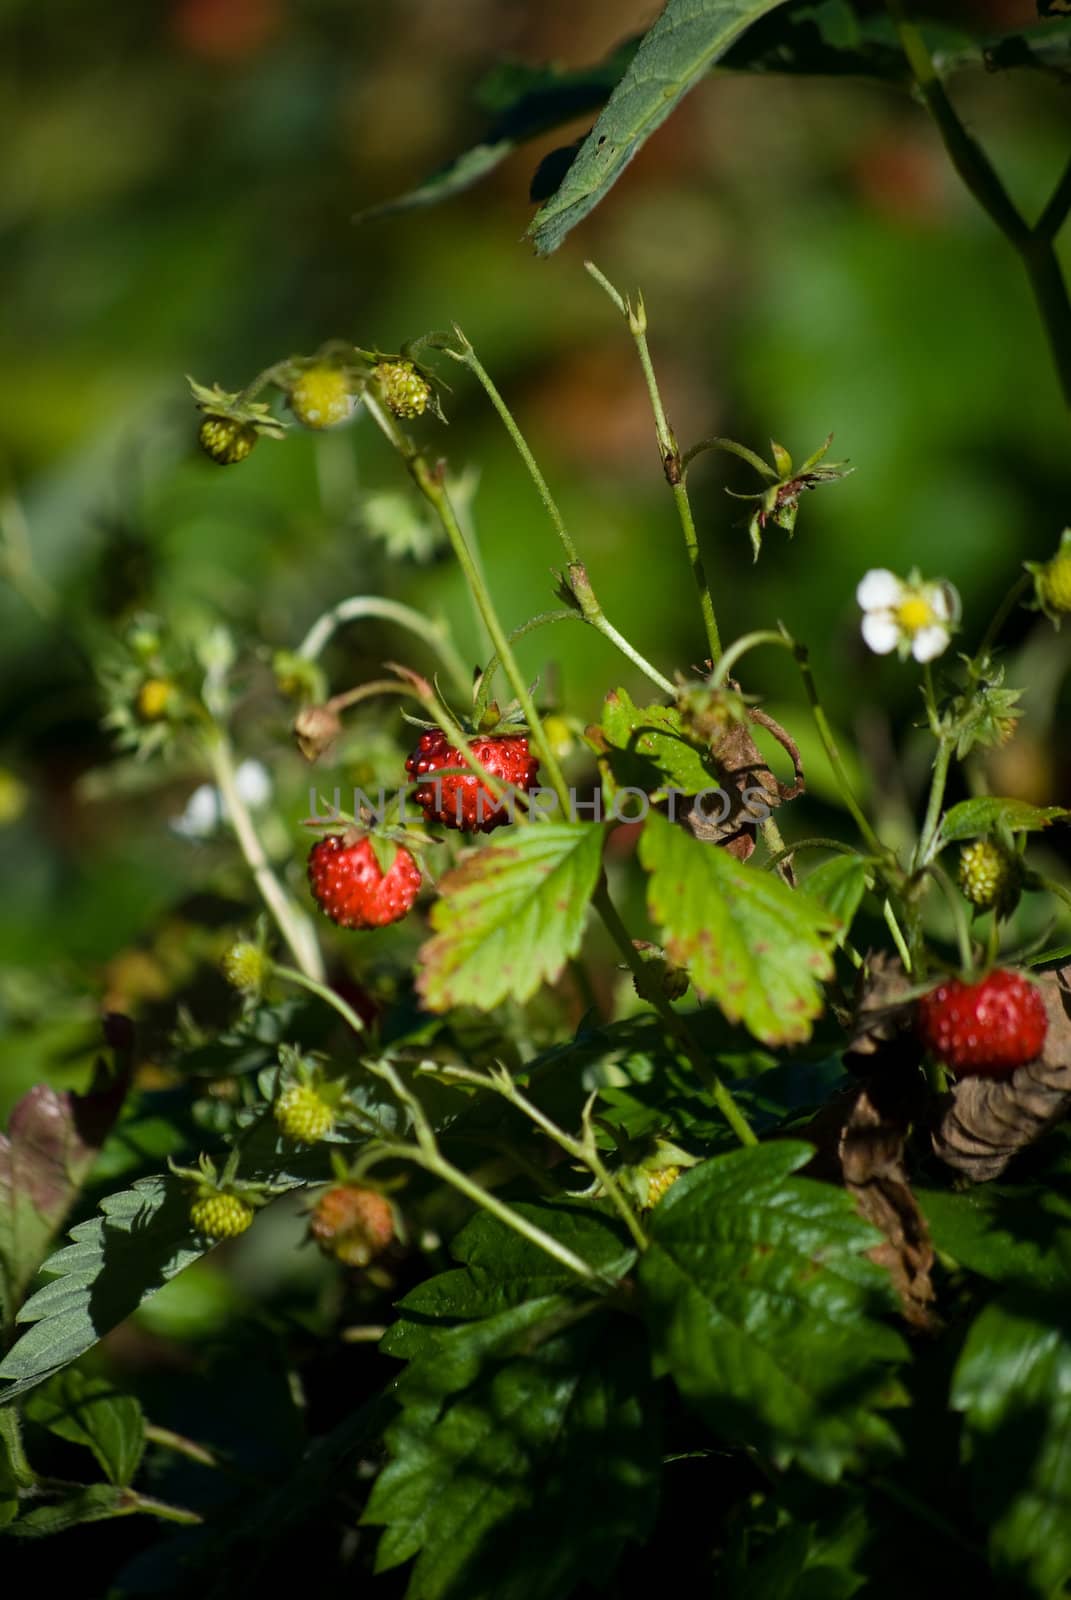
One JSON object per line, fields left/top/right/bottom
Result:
{"left": 919, "top": 1176, "right": 1071, "bottom": 1290}
{"left": 417, "top": 824, "right": 605, "bottom": 1012}
{"left": 594, "top": 686, "right": 720, "bottom": 799}
{"left": 937, "top": 795, "right": 1068, "bottom": 847}
{"left": 0, "top": 1074, "right": 127, "bottom": 1330}
{"left": 0, "top": 1166, "right": 307, "bottom": 1403}
{"left": 638, "top": 1142, "right": 906, "bottom": 1480}
{"left": 25, "top": 1368, "right": 144, "bottom": 1486}
{"left": 385, "top": 1202, "right": 635, "bottom": 1361}
{"left": 639, "top": 810, "right": 838, "bottom": 1044}
{"left": 365, "top": 1306, "right": 660, "bottom": 1600}
{"left": 952, "top": 1297, "right": 1071, "bottom": 1595}
{"left": 529, "top": 0, "right": 796, "bottom": 254}
{"left": 803, "top": 855, "right": 872, "bottom": 940}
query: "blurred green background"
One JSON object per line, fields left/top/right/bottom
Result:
{"left": 2, "top": 0, "right": 1069, "bottom": 1096}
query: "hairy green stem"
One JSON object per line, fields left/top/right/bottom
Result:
{"left": 363, "top": 392, "right": 572, "bottom": 813}
{"left": 585, "top": 262, "right": 722, "bottom": 663}
{"left": 206, "top": 732, "right": 324, "bottom": 982}
{"left": 274, "top": 964, "right": 611, "bottom": 1284}
{"left": 914, "top": 739, "right": 953, "bottom": 869}
{"left": 297, "top": 594, "right": 470, "bottom": 695}
{"left": 448, "top": 330, "right": 579, "bottom": 564}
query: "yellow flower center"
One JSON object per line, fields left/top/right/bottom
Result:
{"left": 896, "top": 595, "right": 935, "bottom": 633}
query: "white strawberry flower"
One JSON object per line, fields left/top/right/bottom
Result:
{"left": 856, "top": 569, "right": 960, "bottom": 663}
{"left": 171, "top": 759, "right": 272, "bottom": 840}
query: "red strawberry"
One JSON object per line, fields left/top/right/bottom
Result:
{"left": 916, "top": 969, "right": 1047, "bottom": 1077}
{"left": 405, "top": 730, "right": 539, "bottom": 833}
{"left": 307, "top": 833, "right": 420, "bottom": 929}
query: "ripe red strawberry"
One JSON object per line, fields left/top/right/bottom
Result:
{"left": 405, "top": 730, "right": 539, "bottom": 833}
{"left": 916, "top": 969, "right": 1047, "bottom": 1077}
{"left": 307, "top": 833, "right": 420, "bottom": 929}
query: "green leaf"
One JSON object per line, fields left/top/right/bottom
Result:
{"left": 25, "top": 1368, "right": 144, "bottom": 1486}
{"left": 385, "top": 1202, "right": 636, "bottom": 1360}
{"left": 2, "top": 1481, "right": 198, "bottom": 1536}
{"left": 529, "top": 0, "right": 796, "bottom": 254}
{"left": 952, "top": 1297, "right": 1071, "bottom": 1595}
{"left": 803, "top": 855, "right": 872, "bottom": 940}
{"left": 356, "top": 45, "right": 639, "bottom": 223}
{"left": 417, "top": 823, "right": 605, "bottom": 1012}
{"left": 0, "top": 1407, "right": 30, "bottom": 1526}
{"left": 639, "top": 810, "right": 839, "bottom": 1045}
{"left": 593, "top": 686, "right": 720, "bottom": 799}
{"left": 0, "top": 1074, "right": 127, "bottom": 1330}
{"left": 919, "top": 1169, "right": 1071, "bottom": 1291}
{"left": 639, "top": 1142, "right": 906, "bottom": 1479}
{"left": 937, "top": 795, "right": 1068, "bottom": 847}
{"left": 365, "top": 1306, "right": 660, "bottom": 1600}
{"left": 0, "top": 1166, "right": 301, "bottom": 1403}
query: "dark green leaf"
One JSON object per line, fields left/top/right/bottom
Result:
{"left": 386, "top": 1202, "right": 635, "bottom": 1360}
{"left": 3, "top": 1481, "right": 198, "bottom": 1536}
{"left": 417, "top": 823, "right": 605, "bottom": 1011}
{"left": 639, "top": 810, "right": 839, "bottom": 1044}
{"left": 0, "top": 1168, "right": 305, "bottom": 1402}
{"left": 639, "top": 1142, "right": 906, "bottom": 1479}
{"left": 365, "top": 1306, "right": 660, "bottom": 1600}
{"left": 952, "top": 1297, "right": 1071, "bottom": 1595}
{"left": 937, "top": 795, "right": 1068, "bottom": 847}
{"left": 25, "top": 1368, "right": 144, "bottom": 1485}
{"left": 529, "top": 0, "right": 797, "bottom": 254}
{"left": 0, "top": 1073, "right": 127, "bottom": 1330}
{"left": 919, "top": 1175, "right": 1071, "bottom": 1290}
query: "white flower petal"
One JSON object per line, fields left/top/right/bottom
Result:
{"left": 911, "top": 624, "right": 950, "bottom": 662}
{"left": 235, "top": 759, "right": 272, "bottom": 808}
{"left": 170, "top": 784, "right": 222, "bottom": 840}
{"left": 856, "top": 569, "right": 903, "bottom": 611}
{"left": 861, "top": 612, "right": 901, "bottom": 655}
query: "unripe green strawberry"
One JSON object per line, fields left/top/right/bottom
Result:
{"left": 1039, "top": 551, "right": 1071, "bottom": 614}
{"left": 190, "top": 1192, "right": 254, "bottom": 1239}
{"left": 374, "top": 359, "right": 431, "bottom": 420}
{"left": 645, "top": 1165, "right": 681, "bottom": 1207}
{"left": 275, "top": 1083, "right": 334, "bottom": 1143}
{"left": 289, "top": 366, "right": 355, "bottom": 429}
{"left": 136, "top": 677, "right": 175, "bottom": 721}
{"left": 221, "top": 941, "right": 269, "bottom": 992}
{"left": 958, "top": 839, "right": 1019, "bottom": 916}
{"left": 198, "top": 415, "right": 258, "bottom": 465}
{"left": 309, "top": 1184, "right": 395, "bottom": 1266}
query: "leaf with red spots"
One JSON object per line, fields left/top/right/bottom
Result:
{"left": 638, "top": 811, "right": 839, "bottom": 1045}
{"left": 418, "top": 823, "right": 606, "bottom": 1011}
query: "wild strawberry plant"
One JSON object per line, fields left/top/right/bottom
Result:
{"left": 3, "top": 0, "right": 1071, "bottom": 1594}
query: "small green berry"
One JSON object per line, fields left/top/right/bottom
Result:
{"left": 958, "top": 838, "right": 1019, "bottom": 916}
{"left": 289, "top": 366, "right": 355, "bottom": 430}
{"left": 190, "top": 1192, "right": 254, "bottom": 1239}
{"left": 645, "top": 1166, "right": 681, "bottom": 1208}
{"left": 136, "top": 678, "right": 175, "bottom": 721}
{"left": 374, "top": 359, "right": 431, "bottom": 420}
{"left": 198, "top": 415, "right": 257, "bottom": 465}
{"left": 221, "top": 941, "right": 269, "bottom": 992}
{"left": 1038, "top": 547, "right": 1071, "bottom": 619}
{"left": 275, "top": 1082, "right": 334, "bottom": 1143}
